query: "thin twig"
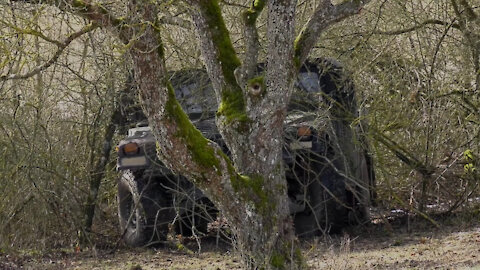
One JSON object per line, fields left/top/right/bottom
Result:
{"left": 1, "top": 23, "right": 99, "bottom": 81}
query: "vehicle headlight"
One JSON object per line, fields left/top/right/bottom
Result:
{"left": 123, "top": 142, "right": 139, "bottom": 155}
{"left": 297, "top": 126, "right": 312, "bottom": 137}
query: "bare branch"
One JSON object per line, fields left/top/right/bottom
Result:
{"left": 458, "top": 0, "right": 478, "bottom": 20}
{"left": 0, "top": 18, "right": 63, "bottom": 46}
{"left": 11, "top": 0, "right": 124, "bottom": 28}
{"left": 5, "top": 0, "right": 130, "bottom": 83}
{"left": 1, "top": 23, "right": 99, "bottom": 81}
{"left": 371, "top": 19, "right": 460, "bottom": 35}
{"left": 294, "top": 0, "right": 371, "bottom": 67}
{"left": 158, "top": 14, "right": 192, "bottom": 29}
{"left": 220, "top": 0, "right": 248, "bottom": 9}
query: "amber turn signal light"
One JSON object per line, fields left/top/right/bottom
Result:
{"left": 123, "top": 142, "right": 139, "bottom": 154}
{"left": 297, "top": 126, "right": 312, "bottom": 137}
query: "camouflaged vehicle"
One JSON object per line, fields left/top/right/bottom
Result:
{"left": 116, "top": 59, "right": 375, "bottom": 246}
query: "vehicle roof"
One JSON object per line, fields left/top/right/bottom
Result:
{"left": 170, "top": 58, "right": 355, "bottom": 118}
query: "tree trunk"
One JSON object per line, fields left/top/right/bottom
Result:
{"left": 123, "top": 1, "right": 302, "bottom": 268}
{"left": 81, "top": 101, "right": 120, "bottom": 245}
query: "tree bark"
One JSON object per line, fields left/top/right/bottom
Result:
{"left": 123, "top": 1, "right": 302, "bottom": 267}
{"left": 188, "top": 0, "right": 302, "bottom": 267}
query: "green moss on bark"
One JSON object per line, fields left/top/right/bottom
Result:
{"left": 198, "top": 0, "right": 249, "bottom": 126}
{"left": 217, "top": 89, "right": 249, "bottom": 126}
{"left": 243, "top": 0, "right": 266, "bottom": 25}
{"left": 219, "top": 154, "right": 272, "bottom": 214}
{"left": 247, "top": 75, "right": 265, "bottom": 87}
{"left": 152, "top": 22, "right": 165, "bottom": 59}
{"left": 270, "top": 252, "right": 286, "bottom": 269}
{"left": 198, "top": 0, "right": 240, "bottom": 86}
{"left": 270, "top": 244, "right": 304, "bottom": 269}
{"left": 293, "top": 32, "right": 308, "bottom": 69}
{"left": 232, "top": 174, "right": 269, "bottom": 210}
{"left": 71, "top": 0, "right": 86, "bottom": 10}
{"left": 165, "top": 83, "right": 221, "bottom": 173}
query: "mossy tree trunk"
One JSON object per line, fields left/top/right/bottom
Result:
{"left": 10, "top": 0, "right": 369, "bottom": 268}
{"left": 189, "top": 1, "right": 301, "bottom": 267}
{"left": 122, "top": 1, "right": 301, "bottom": 267}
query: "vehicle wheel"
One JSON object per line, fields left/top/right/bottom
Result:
{"left": 175, "top": 186, "right": 217, "bottom": 237}
{"left": 117, "top": 170, "right": 146, "bottom": 246}
{"left": 117, "top": 170, "right": 174, "bottom": 246}
{"left": 294, "top": 164, "right": 348, "bottom": 237}
{"left": 316, "top": 168, "right": 349, "bottom": 233}
{"left": 176, "top": 198, "right": 217, "bottom": 237}
{"left": 345, "top": 186, "right": 370, "bottom": 225}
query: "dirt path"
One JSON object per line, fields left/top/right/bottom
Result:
{"left": 308, "top": 227, "right": 480, "bottom": 269}
{"left": 3, "top": 226, "right": 480, "bottom": 269}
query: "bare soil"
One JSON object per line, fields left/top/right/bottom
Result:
{"left": 2, "top": 213, "right": 480, "bottom": 270}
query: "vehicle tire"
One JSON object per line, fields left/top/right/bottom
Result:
{"left": 345, "top": 186, "right": 370, "bottom": 225}
{"left": 294, "top": 162, "right": 348, "bottom": 237}
{"left": 117, "top": 170, "right": 174, "bottom": 246}
{"left": 117, "top": 170, "right": 146, "bottom": 246}
{"left": 315, "top": 166, "right": 349, "bottom": 233}
{"left": 174, "top": 184, "right": 217, "bottom": 237}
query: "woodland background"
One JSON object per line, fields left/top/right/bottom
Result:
{"left": 0, "top": 0, "right": 479, "bottom": 258}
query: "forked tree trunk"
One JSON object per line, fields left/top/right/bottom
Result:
{"left": 124, "top": 1, "right": 301, "bottom": 268}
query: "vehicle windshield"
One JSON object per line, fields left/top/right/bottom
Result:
{"left": 169, "top": 69, "right": 216, "bottom": 120}
{"left": 171, "top": 69, "right": 325, "bottom": 117}
{"left": 289, "top": 71, "right": 323, "bottom": 113}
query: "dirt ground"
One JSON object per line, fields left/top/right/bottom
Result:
{"left": 2, "top": 215, "right": 480, "bottom": 270}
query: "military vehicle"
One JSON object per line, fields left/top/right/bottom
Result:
{"left": 116, "top": 59, "right": 375, "bottom": 246}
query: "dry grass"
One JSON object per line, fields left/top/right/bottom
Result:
{"left": 307, "top": 227, "right": 480, "bottom": 269}
{"left": 3, "top": 215, "right": 480, "bottom": 270}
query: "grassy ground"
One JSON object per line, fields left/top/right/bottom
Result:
{"left": 2, "top": 214, "right": 480, "bottom": 269}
